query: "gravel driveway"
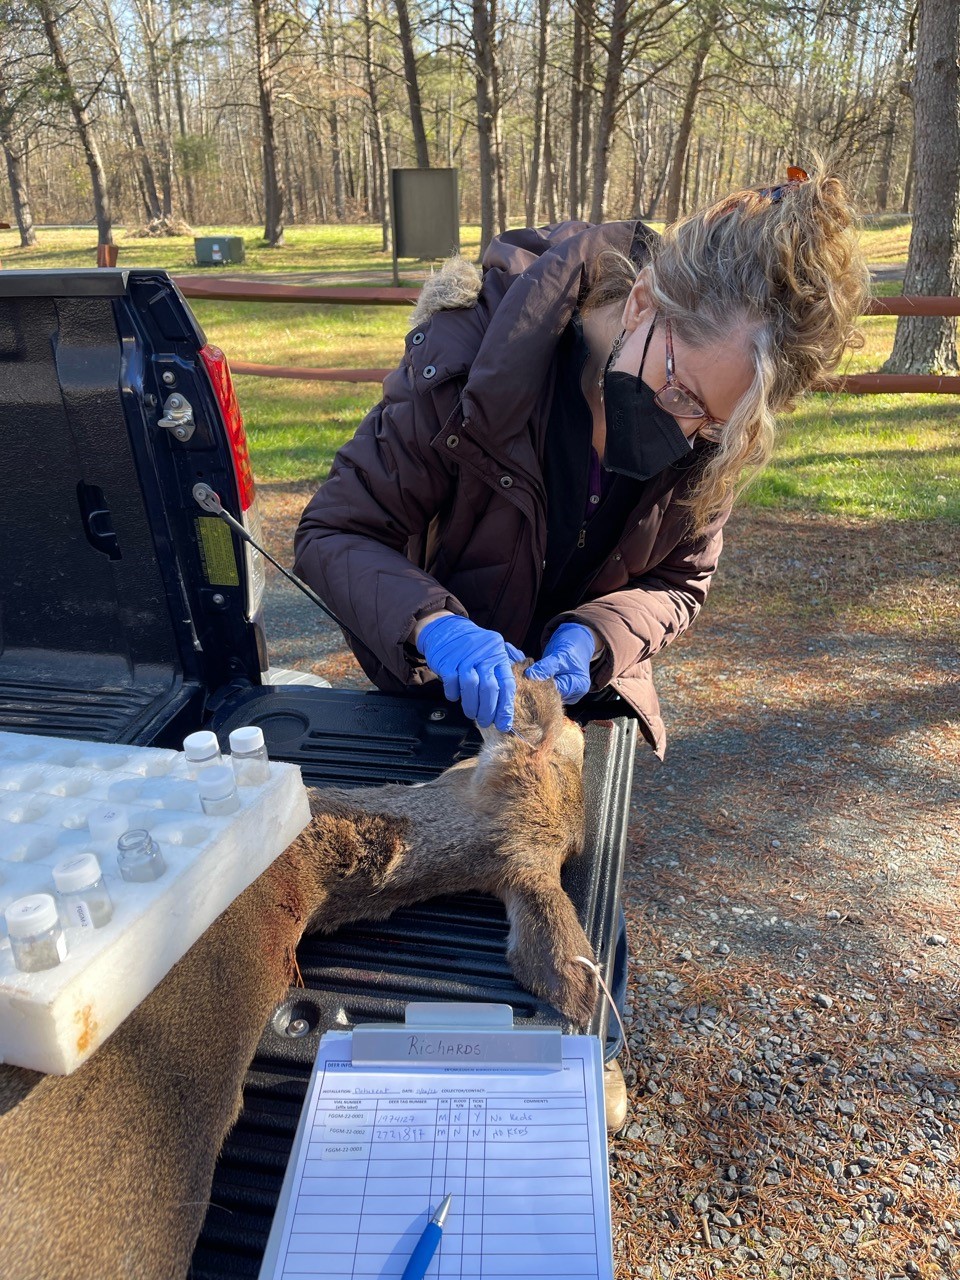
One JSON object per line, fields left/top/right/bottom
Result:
{"left": 259, "top": 488, "right": 960, "bottom": 1279}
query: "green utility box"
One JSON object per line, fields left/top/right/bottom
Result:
{"left": 194, "top": 236, "right": 245, "bottom": 266}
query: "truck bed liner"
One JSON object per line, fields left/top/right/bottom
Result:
{"left": 190, "top": 685, "right": 634, "bottom": 1278}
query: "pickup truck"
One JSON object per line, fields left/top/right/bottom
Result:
{"left": 0, "top": 267, "right": 633, "bottom": 1277}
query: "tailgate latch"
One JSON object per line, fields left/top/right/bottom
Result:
{"left": 158, "top": 393, "right": 195, "bottom": 441}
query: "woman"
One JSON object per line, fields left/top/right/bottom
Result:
{"left": 293, "top": 168, "right": 869, "bottom": 753}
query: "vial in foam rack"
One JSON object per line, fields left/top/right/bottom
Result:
{"left": 182, "top": 730, "right": 223, "bottom": 779}
{"left": 197, "top": 765, "right": 241, "bottom": 816}
{"left": 53, "top": 852, "right": 113, "bottom": 930}
{"left": 5, "top": 894, "right": 68, "bottom": 973}
{"left": 116, "top": 830, "right": 167, "bottom": 883}
{"left": 228, "top": 726, "right": 270, "bottom": 786}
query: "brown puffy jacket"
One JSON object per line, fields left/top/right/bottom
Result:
{"left": 294, "top": 221, "right": 732, "bottom": 755}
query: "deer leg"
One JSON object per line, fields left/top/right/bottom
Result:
{"left": 499, "top": 876, "right": 598, "bottom": 1028}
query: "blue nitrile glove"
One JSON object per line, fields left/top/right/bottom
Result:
{"left": 417, "top": 615, "right": 524, "bottom": 731}
{"left": 525, "top": 622, "right": 597, "bottom": 703}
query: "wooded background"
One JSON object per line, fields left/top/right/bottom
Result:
{"left": 3, "top": 0, "right": 918, "bottom": 253}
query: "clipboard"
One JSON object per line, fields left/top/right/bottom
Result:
{"left": 258, "top": 1003, "right": 614, "bottom": 1279}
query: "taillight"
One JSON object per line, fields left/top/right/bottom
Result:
{"left": 199, "top": 344, "right": 255, "bottom": 511}
{"left": 198, "top": 343, "right": 265, "bottom": 623}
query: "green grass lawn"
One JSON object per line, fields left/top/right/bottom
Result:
{"left": 219, "top": 302, "right": 958, "bottom": 526}
{"left": 0, "top": 216, "right": 910, "bottom": 274}
{"left": 0, "top": 223, "right": 481, "bottom": 275}
{"left": 5, "top": 219, "right": 953, "bottom": 523}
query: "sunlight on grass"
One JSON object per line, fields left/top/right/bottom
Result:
{"left": 191, "top": 300, "right": 409, "bottom": 369}
{"left": 0, "top": 218, "right": 907, "bottom": 274}
{"left": 0, "top": 223, "right": 484, "bottom": 274}
{"left": 748, "top": 393, "right": 960, "bottom": 521}
{"left": 858, "top": 219, "right": 912, "bottom": 264}
{"left": 8, "top": 218, "right": 954, "bottom": 524}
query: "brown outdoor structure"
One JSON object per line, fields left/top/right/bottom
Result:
{"left": 172, "top": 276, "right": 960, "bottom": 394}
{"left": 174, "top": 277, "right": 420, "bottom": 305}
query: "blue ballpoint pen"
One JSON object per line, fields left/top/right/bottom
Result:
{"left": 400, "top": 1193, "right": 452, "bottom": 1280}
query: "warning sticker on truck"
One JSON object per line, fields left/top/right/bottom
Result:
{"left": 195, "top": 516, "right": 240, "bottom": 586}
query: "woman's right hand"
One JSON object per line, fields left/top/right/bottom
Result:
{"left": 416, "top": 615, "right": 523, "bottom": 731}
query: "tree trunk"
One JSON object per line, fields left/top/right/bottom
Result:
{"left": 252, "top": 0, "right": 285, "bottom": 245}
{"left": 0, "top": 127, "right": 36, "bottom": 247}
{"left": 885, "top": 0, "right": 960, "bottom": 374}
{"left": 569, "top": 1, "right": 585, "bottom": 219}
{"left": 102, "top": 0, "right": 162, "bottom": 223}
{"left": 543, "top": 122, "right": 558, "bottom": 224}
{"left": 38, "top": 0, "right": 113, "bottom": 245}
{"left": 901, "top": 130, "right": 915, "bottom": 214}
{"left": 473, "top": 0, "right": 505, "bottom": 249}
{"left": 394, "top": 0, "right": 430, "bottom": 167}
{"left": 664, "top": 2, "right": 720, "bottom": 222}
{"left": 489, "top": 0, "right": 507, "bottom": 230}
{"left": 361, "top": 0, "right": 391, "bottom": 249}
{"left": 134, "top": 0, "right": 175, "bottom": 219}
{"left": 578, "top": 4, "right": 596, "bottom": 222}
{"left": 0, "top": 76, "right": 36, "bottom": 247}
{"left": 875, "top": 38, "right": 908, "bottom": 212}
{"left": 171, "top": 21, "right": 198, "bottom": 224}
{"left": 589, "top": 0, "right": 629, "bottom": 223}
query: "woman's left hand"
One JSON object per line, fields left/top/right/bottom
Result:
{"left": 525, "top": 623, "right": 598, "bottom": 703}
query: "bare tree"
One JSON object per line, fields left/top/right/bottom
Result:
{"left": 588, "top": 0, "right": 690, "bottom": 223}
{"left": 100, "top": 0, "right": 162, "bottom": 224}
{"left": 35, "top": 0, "right": 114, "bottom": 244}
{"left": 885, "top": 0, "right": 960, "bottom": 374}
{"left": 472, "top": 0, "right": 506, "bottom": 248}
{"left": 253, "top": 0, "right": 285, "bottom": 244}
{"left": 394, "top": 0, "right": 430, "bottom": 167}
{"left": 0, "top": 84, "right": 36, "bottom": 245}
{"left": 525, "top": 0, "right": 549, "bottom": 225}
{"left": 663, "top": 0, "right": 721, "bottom": 222}
{"left": 361, "top": 0, "right": 390, "bottom": 248}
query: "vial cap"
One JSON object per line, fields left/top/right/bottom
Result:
{"left": 229, "top": 725, "right": 265, "bottom": 754}
{"left": 5, "top": 893, "right": 59, "bottom": 938}
{"left": 87, "top": 805, "right": 129, "bottom": 844}
{"left": 53, "top": 851, "right": 102, "bottom": 894}
{"left": 183, "top": 730, "right": 221, "bottom": 762}
{"left": 197, "top": 765, "right": 237, "bottom": 802}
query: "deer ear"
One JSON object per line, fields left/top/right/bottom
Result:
{"left": 553, "top": 721, "right": 585, "bottom": 769}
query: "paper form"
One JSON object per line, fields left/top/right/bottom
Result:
{"left": 260, "top": 1033, "right": 614, "bottom": 1280}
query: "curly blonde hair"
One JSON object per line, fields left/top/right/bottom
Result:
{"left": 590, "top": 164, "right": 870, "bottom": 535}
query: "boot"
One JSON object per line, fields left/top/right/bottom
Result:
{"left": 603, "top": 1058, "right": 629, "bottom": 1131}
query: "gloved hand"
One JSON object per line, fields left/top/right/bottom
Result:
{"left": 525, "top": 622, "right": 597, "bottom": 703}
{"left": 417, "top": 615, "right": 524, "bottom": 731}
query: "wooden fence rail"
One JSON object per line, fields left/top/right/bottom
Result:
{"left": 173, "top": 276, "right": 960, "bottom": 394}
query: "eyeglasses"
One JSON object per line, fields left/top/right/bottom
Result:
{"left": 649, "top": 315, "right": 726, "bottom": 441}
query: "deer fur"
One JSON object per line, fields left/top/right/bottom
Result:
{"left": 0, "top": 670, "right": 594, "bottom": 1280}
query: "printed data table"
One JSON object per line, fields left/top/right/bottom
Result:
{"left": 262, "top": 1035, "right": 614, "bottom": 1280}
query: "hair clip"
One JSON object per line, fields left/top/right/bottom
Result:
{"left": 759, "top": 165, "right": 809, "bottom": 202}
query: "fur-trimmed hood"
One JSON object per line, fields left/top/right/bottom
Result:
{"left": 409, "top": 255, "right": 483, "bottom": 328}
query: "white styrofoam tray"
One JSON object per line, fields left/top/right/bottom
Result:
{"left": 0, "top": 730, "right": 311, "bottom": 1075}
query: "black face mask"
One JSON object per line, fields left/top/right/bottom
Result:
{"left": 601, "top": 321, "right": 694, "bottom": 482}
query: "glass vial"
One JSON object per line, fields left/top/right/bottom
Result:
{"left": 182, "top": 730, "right": 223, "bottom": 779}
{"left": 53, "top": 851, "right": 114, "bottom": 930}
{"left": 116, "top": 829, "right": 167, "bottom": 882}
{"left": 228, "top": 726, "right": 271, "bottom": 786}
{"left": 197, "top": 765, "right": 242, "bottom": 816}
{"left": 5, "top": 893, "right": 67, "bottom": 973}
